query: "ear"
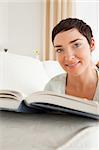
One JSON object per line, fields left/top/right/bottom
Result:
{"left": 90, "top": 38, "right": 95, "bottom": 52}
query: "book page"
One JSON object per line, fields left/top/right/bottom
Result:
{"left": 26, "top": 91, "right": 99, "bottom": 115}
{"left": 0, "top": 98, "right": 20, "bottom": 110}
{"left": 0, "top": 90, "right": 24, "bottom": 101}
{"left": 0, "top": 90, "right": 24, "bottom": 110}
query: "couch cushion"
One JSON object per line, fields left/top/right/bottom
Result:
{"left": 0, "top": 112, "right": 98, "bottom": 150}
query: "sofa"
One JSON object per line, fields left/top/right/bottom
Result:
{"left": 0, "top": 52, "right": 99, "bottom": 150}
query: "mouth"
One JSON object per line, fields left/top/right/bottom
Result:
{"left": 65, "top": 61, "right": 80, "bottom": 68}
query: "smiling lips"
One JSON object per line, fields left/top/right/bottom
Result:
{"left": 65, "top": 61, "right": 80, "bottom": 68}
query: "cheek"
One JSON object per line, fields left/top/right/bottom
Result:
{"left": 56, "top": 55, "right": 64, "bottom": 64}
{"left": 57, "top": 55, "right": 67, "bottom": 71}
{"left": 77, "top": 50, "right": 91, "bottom": 62}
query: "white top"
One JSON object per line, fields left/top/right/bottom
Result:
{"left": 45, "top": 69, "right": 99, "bottom": 102}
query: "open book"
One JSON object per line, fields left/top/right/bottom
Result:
{"left": 0, "top": 90, "right": 99, "bottom": 119}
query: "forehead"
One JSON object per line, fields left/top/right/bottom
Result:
{"left": 54, "top": 28, "right": 85, "bottom": 45}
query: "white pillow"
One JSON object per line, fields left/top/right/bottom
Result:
{"left": 1, "top": 53, "right": 49, "bottom": 96}
{"left": 42, "top": 60, "right": 65, "bottom": 79}
{"left": 57, "top": 126, "right": 99, "bottom": 150}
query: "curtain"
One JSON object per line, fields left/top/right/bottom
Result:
{"left": 42, "top": 0, "right": 73, "bottom": 60}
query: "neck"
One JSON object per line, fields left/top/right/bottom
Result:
{"left": 67, "top": 66, "right": 97, "bottom": 89}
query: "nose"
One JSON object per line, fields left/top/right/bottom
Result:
{"left": 64, "top": 50, "right": 75, "bottom": 61}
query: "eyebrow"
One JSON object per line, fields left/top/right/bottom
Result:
{"left": 69, "top": 39, "right": 82, "bottom": 44}
{"left": 54, "top": 39, "right": 82, "bottom": 48}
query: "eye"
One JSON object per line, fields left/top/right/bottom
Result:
{"left": 73, "top": 42, "right": 81, "bottom": 48}
{"left": 56, "top": 49, "right": 64, "bottom": 53}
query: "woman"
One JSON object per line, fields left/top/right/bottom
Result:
{"left": 45, "top": 18, "right": 99, "bottom": 101}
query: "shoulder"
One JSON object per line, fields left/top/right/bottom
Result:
{"left": 44, "top": 73, "right": 67, "bottom": 93}
{"left": 50, "top": 73, "right": 66, "bottom": 81}
{"left": 96, "top": 67, "right": 99, "bottom": 80}
{"left": 46, "top": 73, "right": 66, "bottom": 85}
{"left": 96, "top": 67, "right": 99, "bottom": 81}
{"left": 93, "top": 68, "right": 99, "bottom": 101}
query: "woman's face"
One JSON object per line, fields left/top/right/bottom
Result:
{"left": 53, "top": 28, "right": 95, "bottom": 76}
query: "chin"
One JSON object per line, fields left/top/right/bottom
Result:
{"left": 67, "top": 68, "right": 83, "bottom": 76}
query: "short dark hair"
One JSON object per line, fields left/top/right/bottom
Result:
{"left": 96, "top": 61, "right": 99, "bottom": 68}
{"left": 52, "top": 18, "right": 93, "bottom": 45}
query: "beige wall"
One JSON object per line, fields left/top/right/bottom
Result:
{"left": 0, "top": 1, "right": 44, "bottom": 57}
{"left": 0, "top": 0, "right": 99, "bottom": 62}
